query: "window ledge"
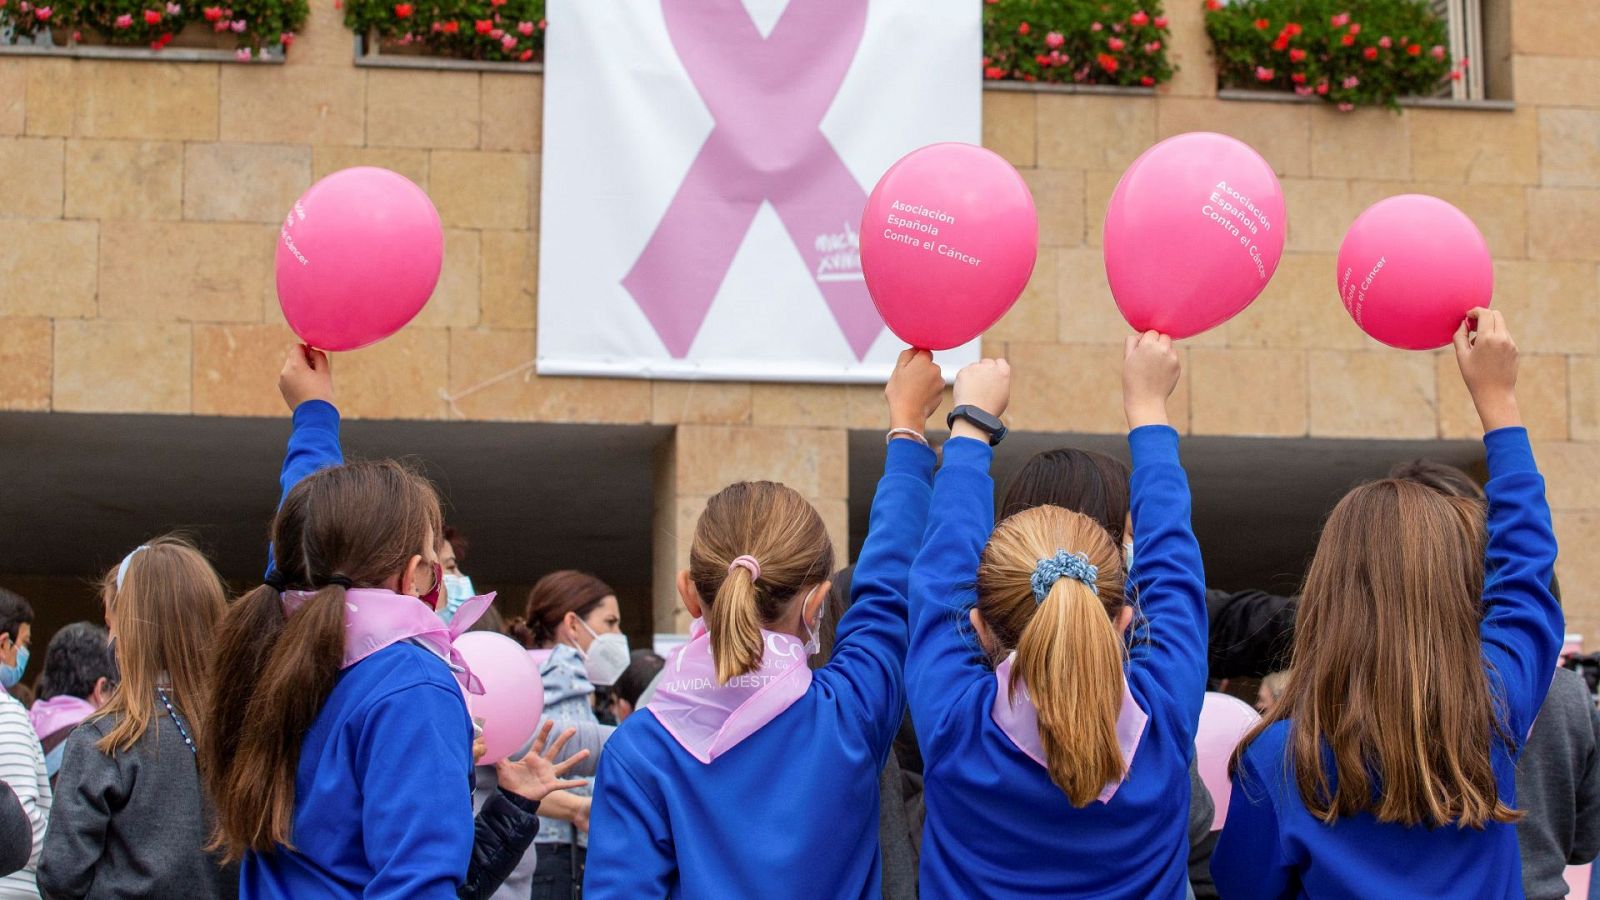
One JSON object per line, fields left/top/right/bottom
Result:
{"left": 0, "top": 40, "right": 282, "bottom": 62}
{"left": 353, "top": 34, "right": 541, "bottom": 73}
{"left": 1217, "top": 88, "right": 1513, "bottom": 112}
{"left": 984, "top": 81, "right": 1156, "bottom": 98}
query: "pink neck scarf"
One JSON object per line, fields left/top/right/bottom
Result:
{"left": 990, "top": 653, "right": 1148, "bottom": 804}
{"left": 647, "top": 618, "right": 813, "bottom": 764}
{"left": 29, "top": 695, "right": 97, "bottom": 741}
{"left": 282, "top": 588, "right": 495, "bottom": 695}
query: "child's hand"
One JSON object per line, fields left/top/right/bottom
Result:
{"left": 1123, "top": 331, "right": 1179, "bottom": 429}
{"left": 1453, "top": 308, "right": 1521, "bottom": 431}
{"left": 494, "top": 721, "right": 589, "bottom": 804}
{"left": 278, "top": 344, "right": 334, "bottom": 412}
{"left": 885, "top": 348, "right": 944, "bottom": 433}
{"left": 953, "top": 358, "right": 1010, "bottom": 417}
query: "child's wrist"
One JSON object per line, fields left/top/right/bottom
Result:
{"left": 1124, "top": 399, "right": 1169, "bottom": 430}
{"left": 950, "top": 420, "right": 991, "bottom": 443}
{"left": 1473, "top": 391, "right": 1521, "bottom": 432}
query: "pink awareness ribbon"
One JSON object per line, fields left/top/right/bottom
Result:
{"left": 621, "top": 0, "right": 884, "bottom": 360}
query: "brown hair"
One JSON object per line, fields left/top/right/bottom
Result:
{"left": 95, "top": 536, "right": 226, "bottom": 755}
{"left": 1001, "top": 448, "right": 1133, "bottom": 544}
{"left": 976, "top": 505, "right": 1127, "bottom": 807}
{"left": 689, "top": 482, "right": 834, "bottom": 685}
{"left": 201, "top": 459, "right": 442, "bottom": 861}
{"left": 510, "top": 571, "right": 616, "bottom": 649}
{"left": 1235, "top": 479, "right": 1518, "bottom": 828}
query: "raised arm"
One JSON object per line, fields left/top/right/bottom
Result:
{"left": 1454, "top": 310, "right": 1563, "bottom": 744}
{"left": 266, "top": 346, "right": 342, "bottom": 577}
{"left": 906, "top": 359, "right": 1009, "bottom": 747}
{"left": 1121, "top": 332, "right": 1208, "bottom": 735}
{"left": 822, "top": 349, "right": 942, "bottom": 749}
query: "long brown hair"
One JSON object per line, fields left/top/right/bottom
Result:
{"left": 510, "top": 571, "right": 615, "bottom": 649}
{"left": 976, "top": 505, "right": 1127, "bottom": 807}
{"left": 201, "top": 459, "right": 441, "bottom": 861}
{"left": 1234, "top": 479, "right": 1519, "bottom": 828}
{"left": 96, "top": 536, "right": 226, "bottom": 754}
{"left": 1001, "top": 447, "right": 1133, "bottom": 544}
{"left": 689, "top": 481, "right": 834, "bottom": 685}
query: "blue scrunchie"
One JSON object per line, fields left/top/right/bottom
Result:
{"left": 1030, "top": 550, "right": 1099, "bottom": 602}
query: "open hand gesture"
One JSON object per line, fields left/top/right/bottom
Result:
{"left": 494, "top": 721, "right": 590, "bottom": 804}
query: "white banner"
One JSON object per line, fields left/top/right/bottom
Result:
{"left": 538, "top": 0, "right": 982, "bottom": 382}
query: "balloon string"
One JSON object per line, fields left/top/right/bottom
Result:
{"left": 439, "top": 358, "right": 536, "bottom": 419}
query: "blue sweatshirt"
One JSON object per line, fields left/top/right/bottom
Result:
{"left": 1210, "top": 426, "right": 1564, "bottom": 900}
{"left": 241, "top": 399, "right": 477, "bottom": 900}
{"left": 909, "top": 429, "right": 1208, "bottom": 899}
{"left": 582, "top": 438, "right": 937, "bottom": 899}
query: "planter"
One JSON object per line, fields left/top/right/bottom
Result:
{"left": 982, "top": 0, "right": 1175, "bottom": 89}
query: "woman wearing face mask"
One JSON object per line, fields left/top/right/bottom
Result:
{"left": 439, "top": 528, "right": 478, "bottom": 622}
{"left": 510, "top": 571, "right": 627, "bottom": 900}
{"left": 0, "top": 588, "right": 47, "bottom": 900}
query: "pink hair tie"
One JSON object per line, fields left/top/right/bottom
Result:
{"left": 727, "top": 555, "right": 761, "bottom": 581}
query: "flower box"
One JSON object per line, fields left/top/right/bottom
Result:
{"left": 1205, "top": 0, "right": 1467, "bottom": 110}
{"left": 0, "top": 0, "right": 303, "bottom": 60}
{"left": 344, "top": 0, "right": 544, "bottom": 67}
{"left": 982, "top": 0, "right": 1175, "bottom": 88}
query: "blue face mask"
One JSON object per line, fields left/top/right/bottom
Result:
{"left": 439, "top": 573, "right": 477, "bottom": 622}
{"left": 1, "top": 646, "right": 29, "bottom": 690}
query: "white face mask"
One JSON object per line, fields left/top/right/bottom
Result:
{"left": 801, "top": 587, "right": 823, "bottom": 656}
{"left": 577, "top": 619, "right": 630, "bottom": 686}
{"left": 1123, "top": 542, "right": 1134, "bottom": 573}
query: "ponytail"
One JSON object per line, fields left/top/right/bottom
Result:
{"left": 708, "top": 566, "right": 765, "bottom": 684}
{"left": 206, "top": 585, "right": 347, "bottom": 860}
{"left": 1014, "top": 577, "right": 1127, "bottom": 806}
{"left": 688, "top": 482, "right": 834, "bottom": 686}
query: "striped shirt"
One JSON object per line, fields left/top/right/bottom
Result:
{"left": 0, "top": 691, "right": 50, "bottom": 899}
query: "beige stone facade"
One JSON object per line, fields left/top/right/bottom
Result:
{"left": 1, "top": 0, "right": 1597, "bottom": 639}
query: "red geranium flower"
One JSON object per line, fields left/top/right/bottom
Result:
{"left": 1272, "top": 35, "right": 1289, "bottom": 51}
{"left": 1348, "top": 23, "right": 1361, "bottom": 35}
{"left": 1340, "top": 33, "right": 1355, "bottom": 46}
{"left": 1291, "top": 72, "right": 1306, "bottom": 84}
{"left": 1108, "top": 37, "right": 1124, "bottom": 51}
{"left": 1204, "top": 0, "right": 1221, "bottom": 10}
{"left": 984, "top": 65, "right": 1005, "bottom": 79}
{"left": 1154, "top": 16, "right": 1167, "bottom": 28}
{"left": 1017, "top": 21, "right": 1029, "bottom": 35}
{"left": 143, "top": 9, "right": 161, "bottom": 24}
{"left": 1316, "top": 82, "right": 1329, "bottom": 94}
{"left": 392, "top": 3, "right": 410, "bottom": 16}
{"left": 474, "top": 18, "right": 492, "bottom": 34}
{"left": 519, "top": 49, "right": 532, "bottom": 61}
{"left": 202, "top": 5, "right": 220, "bottom": 19}
{"left": 1286, "top": 23, "right": 1302, "bottom": 36}
{"left": 441, "top": 20, "right": 458, "bottom": 32}
{"left": 1363, "top": 47, "right": 1378, "bottom": 60}
{"left": 1130, "top": 10, "right": 1148, "bottom": 26}
{"left": 1407, "top": 44, "right": 1422, "bottom": 56}
{"left": 1140, "top": 75, "right": 1155, "bottom": 85}
{"left": 1253, "top": 17, "right": 1269, "bottom": 29}
{"left": 1096, "top": 52, "right": 1118, "bottom": 72}
{"left": 1289, "top": 48, "right": 1306, "bottom": 62}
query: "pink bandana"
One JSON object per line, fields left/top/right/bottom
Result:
{"left": 29, "top": 695, "right": 97, "bottom": 742}
{"left": 990, "top": 653, "right": 1148, "bottom": 803}
{"left": 282, "top": 588, "right": 496, "bottom": 695}
{"left": 647, "top": 618, "right": 813, "bottom": 764}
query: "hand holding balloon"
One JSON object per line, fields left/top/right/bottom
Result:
{"left": 1123, "top": 332, "right": 1181, "bottom": 429}
{"left": 495, "top": 721, "right": 590, "bottom": 805}
{"left": 1452, "top": 308, "right": 1521, "bottom": 432}
{"left": 278, "top": 345, "right": 334, "bottom": 412}
{"left": 885, "top": 349, "right": 945, "bottom": 434}
{"left": 951, "top": 358, "right": 1010, "bottom": 443}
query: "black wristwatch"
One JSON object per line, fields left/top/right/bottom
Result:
{"left": 947, "top": 405, "right": 1008, "bottom": 446}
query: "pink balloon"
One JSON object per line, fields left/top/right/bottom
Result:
{"left": 1196, "top": 692, "right": 1261, "bottom": 831}
{"left": 860, "top": 143, "right": 1038, "bottom": 351}
{"left": 1103, "top": 133, "right": 1286, "bottom": 339}
{"left": 275, "top": 167, "right": 444, "bottom": 352}
{"left": 1336, "top": 195, "right": 1492, "bottom": 350}
{"left": 455, "top": 632, "right": 543, "bottom": 765}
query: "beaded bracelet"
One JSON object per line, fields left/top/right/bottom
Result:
{"left": 885, "top": 428, "right": 930, "bottom": 447}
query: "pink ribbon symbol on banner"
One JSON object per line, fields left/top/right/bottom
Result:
{"left": 621, "top": 0, "right": 883, "bottom": 360}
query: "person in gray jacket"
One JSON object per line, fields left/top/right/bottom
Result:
{"left": 1517, "top": 665, "right": 1600, "bottom": 900}
{"left": 40, "top": 538, "right": 236, "bottom": 899}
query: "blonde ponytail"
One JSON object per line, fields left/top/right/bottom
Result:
{"left": 687, "top": 482, "right": 835, "bottom": 686}
{"left": 1015, "top": 577, "right": 1127, "bottom": 806}
{"left": 709, "top": 566, "right": 765, "bottom": 684}
{"left": 977, "top": 505, "right": 1128, "bottom": 807}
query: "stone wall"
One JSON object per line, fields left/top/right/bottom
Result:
{"left": 1, "top": 0, "right": 1596, "bottom": 637}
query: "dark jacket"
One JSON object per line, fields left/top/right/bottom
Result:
{"left": 460, "top": 790, "right": 541, "bottom": 900}
{"left": 39, "top": 704, "right": 238, "bottom": 900}
{"left": 1206, "top": 589, "right": 1297, "bottom": 681}
{"left": 0, "top": 784, "right": 29, "bottom": 879}
{"left": 1516, "top": 666, "right": 1600, "bottom": 900}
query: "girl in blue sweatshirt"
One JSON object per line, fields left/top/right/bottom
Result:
{"left": 908, "top": 336, "right": 1207, "bottom": 899}
{"left": 200, "top": 347, "right": 585, "bottom": 900}
{"left": 1212, "top": 311, "right": 1565, "bottom": 898}
{"left": 583, "top": 349, "right": 946, "bottom": 899}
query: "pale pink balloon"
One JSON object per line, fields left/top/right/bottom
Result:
{"left": 455, "top": 632, "right": 543, "bottom": 765}
{"left": 860, "top": 143, "right": 1038, "bottom": 351}
{"left": 1196, "top": 691, "right": 1261, "bottom": 831}
{"left": 275, "top": 167, "right": 444, "bottom": 352}
{"left": 1103, "top": 133, "right": 1286, "bottom": 339}
{"left": 1336, "top": 195, "right": 1492, "bottom": 350}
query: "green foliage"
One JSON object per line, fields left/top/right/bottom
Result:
{"left": 343, "top": 0, "right": 545, "bottom": 62}
{"left": 1205, "top": 0, "right": 1454, "bottom": 109}
{"left": 983, "top": 0, "right": 1174, "bottom": 87}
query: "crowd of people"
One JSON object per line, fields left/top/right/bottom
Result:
{"left": 0, "top": 309, "right": 1593, "bottom": 898}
